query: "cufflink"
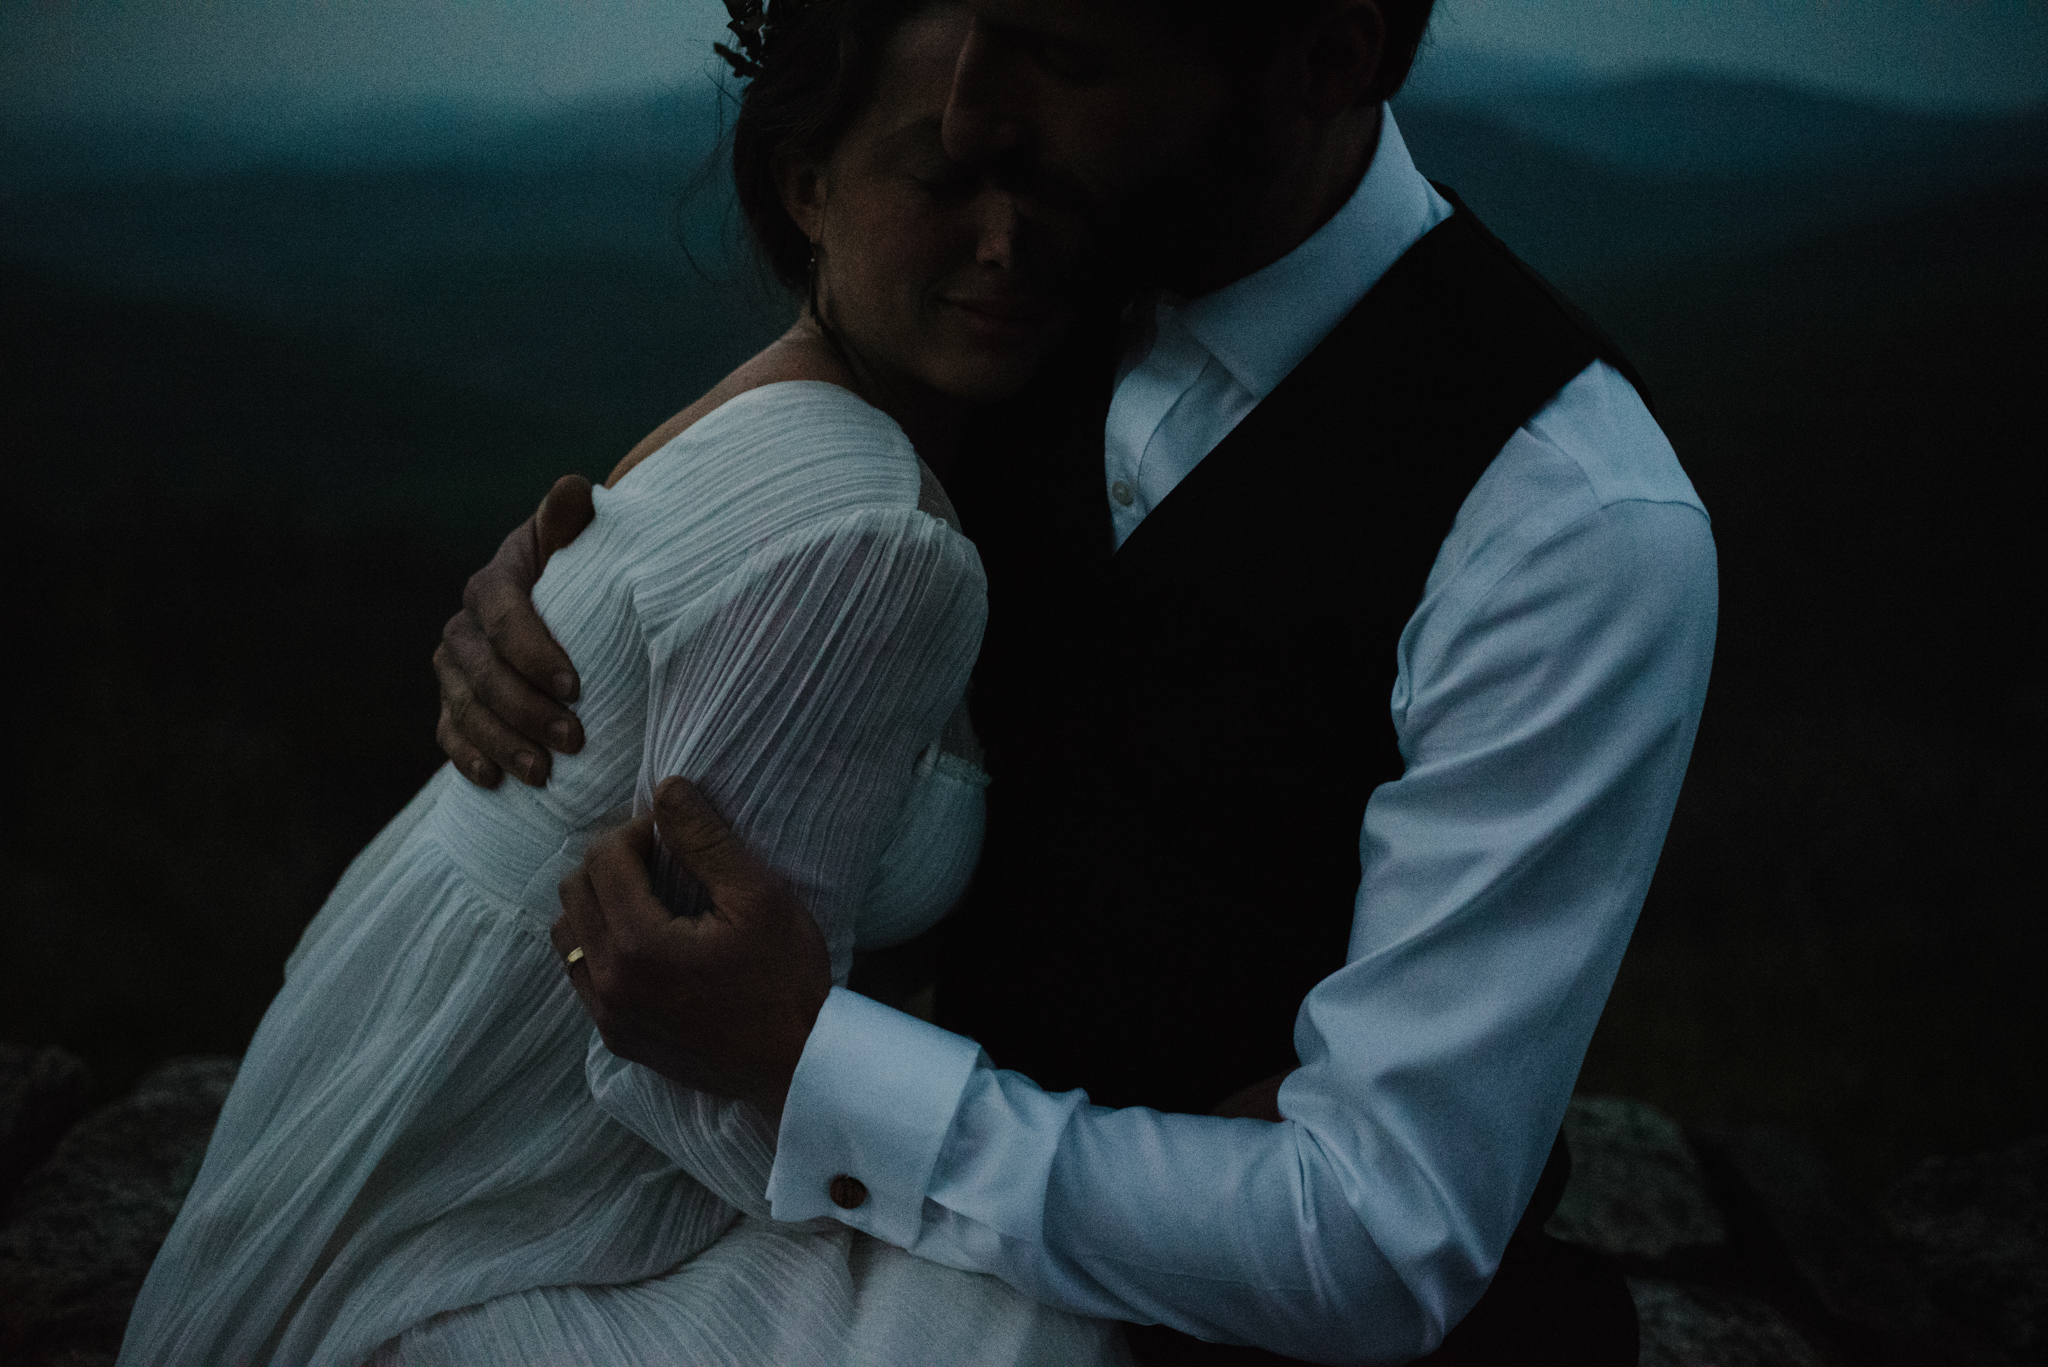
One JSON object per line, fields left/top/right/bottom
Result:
{"left": 829, "top": 1174, "right": 869, "bottom": 1210}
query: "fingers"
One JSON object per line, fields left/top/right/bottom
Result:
{"left": 436, "top": 701, "right": 502, "bottom": 789}
{"left": 436, "top": 608, "right": 581, "bottom": 773}
{"left": 433, "top": 484, "right": 591, "bottom": 789}
{"left": 534, "top": 474, "right": 596, "bottom": 562}
{"left": 652, "top": 778, "right": 781, "bottom": 914}
{"left": 555, "top": 835, "right": 692, "bottom": 1083}
{"left": 580, "top": 815, "right": 672, "bottom": 944}
{"left": 434, "top": 622, "right": 555, "bottom": 785}
{"left": 550, "top": 903, "right": 610, "bottom": 1031}
{"left": 466, "top": 516, "right": 582, "bottom": 710}
{"left": 555, "top": 797, "right": 828, "bottom": 1104}
{"left": 495, "top": 474, "right": 593, "bottom": 707}
{"left": 556, "top": 861, "right": 614, "bottom": 971}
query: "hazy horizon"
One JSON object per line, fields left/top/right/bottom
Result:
{"left": 4, "top": 0, "right": 2044, "bottom": 147}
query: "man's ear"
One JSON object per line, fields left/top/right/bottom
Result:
{"left": 773, "top": 147, "right": 828, "bottom": 246}
{"left": 1291, "top": 0, "right": 1386, "bottom": 119}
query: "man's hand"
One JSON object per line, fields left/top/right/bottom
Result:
{"left": 434, "top": 474, "right": 596, "bottom": 788}
{"left": 550, "top": 777, "right": 833, "bottom": 1126}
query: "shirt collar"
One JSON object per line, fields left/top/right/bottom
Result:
{"left": 1173, "top": 107, "right": 1449, "bottom": 402}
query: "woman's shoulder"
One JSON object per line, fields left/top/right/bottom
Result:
{"left": 591, "top": 380, "right": 973, "bottom": 636}
{"left": 615, "top": 381, "right": 918, "bottom": 512}
{"left": 687, "top": 380, "right": 916, "bottom": 475}
{"left": 597, "top": 380, "right": 922, "bottom": 564}
{"left": 605, "top": 323, "right": 909, "bottom": 489}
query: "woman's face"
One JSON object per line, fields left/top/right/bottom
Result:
{"left": 780, "top": 7, "right": 1091, "bottom": 404}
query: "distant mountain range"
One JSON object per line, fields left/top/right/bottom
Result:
{"left": 3, "top": 67, "right": 2042, "bottom": 500}
{"left": 6, "top": 65, "right": 2043, "bottom": 1172}
{"left": 1398, "top": 71, "right": 2048, "bottom": 285}
{"left": 1410, "top": 67, "right": 2048, "bottom": 178}
{"left": 7, "top": 66, "right": 2041, "bottom": 288}
{"left": 0, "top": 84, "right": 733, "bottom": 190}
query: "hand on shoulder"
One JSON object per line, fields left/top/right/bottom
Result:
{"left": 435, "top": 323, "right": 857, "bottom": 789}
{"left": 434, "top": 474, "right": 593, "bottom": 787}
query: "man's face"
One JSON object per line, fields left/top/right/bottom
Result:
{"left": 941, "top": 0, "right": 1273, "bottom": 293}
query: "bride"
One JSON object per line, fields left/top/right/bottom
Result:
{"left": 118, "top": 2, "right": 1128, "bottom": 1363}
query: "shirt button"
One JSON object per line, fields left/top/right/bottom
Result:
{"left": 1111, "top": 480, "right": 1135, "bottom": 507}
{"left": 829, "top": 1174, "right": 869, "bottom": 1210}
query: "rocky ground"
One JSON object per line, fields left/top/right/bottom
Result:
{"left": 2, "top": 1043, "right": 2041, "bottom": 1365}
{"left": 1546, "top": 1098, "right": 2043, "bottom": 1365}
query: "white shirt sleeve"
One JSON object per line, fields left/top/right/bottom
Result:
{"left": 769, "top": 384, "right": 1717, "bottom": 1364}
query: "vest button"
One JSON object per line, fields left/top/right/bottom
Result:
{"left": 1110, "top": 480, "right": 1135, "bottom": 507}
{"left": 829, "top": 1174, "right": 869, "bottom": 1210}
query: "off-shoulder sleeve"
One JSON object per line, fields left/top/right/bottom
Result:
{"left": 588, "top": 503, "right": 987, "bottom": 1212}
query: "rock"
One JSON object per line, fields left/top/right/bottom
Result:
{"left": 1631, "top": 1278, "right": 1824, "bottom": 1367}
{"left": 1882, "top": 1134, "right": 2048, "bottom": 1359}
{"left": 1546, "top": 1096, "right": 1727, "bottom": 1264}
{"left": 0, "top": 1056, "right": 237, "bottom": 1364}
{"left": 0, "top": 1044, "right": 95, "bottom": 1208}
{"left": 1694, "top": 1122, "right": 1946, "bottom": 1344}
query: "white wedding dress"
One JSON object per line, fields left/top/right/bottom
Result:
{"left": 118, "top": 382, "right": 1130, "bottom": 1366}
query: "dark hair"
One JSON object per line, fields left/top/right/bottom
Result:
{"left": 1366, "top": 0, "right": 1437, "bottom": 104}
{"left": 728, "top": 0, "right": 928, "bottom": 292}
{"left": 1172, "top": 0, "right": 1438, "bottom": 105}
{"left": 719, "top": 0, "right": 1435, "bottom": 290}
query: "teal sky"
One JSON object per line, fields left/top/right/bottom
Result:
{"left": 1412, "top": 0, "right": 2048, "bottom": 108}
{"left": 3, "top": 0, "right": 2045, "bottom": 135}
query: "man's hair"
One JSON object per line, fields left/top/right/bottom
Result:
{"left": 1362, "top": 0, "right": 1437, "bottom": 103}
{"left": 720, "top": 0, "right": 1437, "bottom": 290}
{"left": 1174, "top": 0, "right": 1438, "bottom": 106}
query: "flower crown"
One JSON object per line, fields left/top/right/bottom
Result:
{"left": 714, "top": 0, "right": 810, "bottom": 82}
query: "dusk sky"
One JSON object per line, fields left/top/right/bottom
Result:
{"left": 3, "top": 0, "right": 2045, "bottom": 142}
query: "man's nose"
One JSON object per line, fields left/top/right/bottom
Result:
{"left": 975, "top": 190, "right": 1020, "bottom": 272}
{"left": 943, "top": 19, "right": 1027, "bottom": 164}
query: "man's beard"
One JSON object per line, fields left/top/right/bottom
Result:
{"left": 1097, "top": 99, "right": 1278, "bottom": 299}
{"left": 984, "top": 94, "right": 1278, "bottom": 304}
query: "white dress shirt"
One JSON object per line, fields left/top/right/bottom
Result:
{"left": 765, "top": 109, "right": 1718, "bottom": 1363}
{"left": 1103, "top": 108, "right": 1454, "bottom": 550}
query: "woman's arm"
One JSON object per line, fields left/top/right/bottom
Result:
{"left": 631, "top": 506, "right": 985, "bottom": 981}
{"left": 564, "top": 506, "right": 986, "bottom": 1208}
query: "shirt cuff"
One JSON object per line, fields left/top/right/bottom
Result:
{"left": 765, "top": 985, "right": 982, "bottom": 1246}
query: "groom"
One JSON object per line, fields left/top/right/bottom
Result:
{"left": 436, "top": 2, "right": 1715, "bottom": 1362}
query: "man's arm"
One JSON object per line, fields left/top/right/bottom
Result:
{"left": 432, "top": 474, "right": 594, "bottom": 787}
{"left": 565, "top": 494, "right": 1715, "bottom": 1362}
{"left": 763, "top": 495, "right": 1716, "bottom": 1362}
{"left": 558, "top": 358, "right": 1718, "bottom": 1360}
{"left": 554, "top": 780, "right": 831, "bottom": 1127}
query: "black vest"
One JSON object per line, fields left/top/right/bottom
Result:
{"left": 933, "top": 194, "right": 1646, "bottom": 1115}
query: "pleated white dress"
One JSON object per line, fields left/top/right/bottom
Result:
{"left": 119, "top": 382, "right": 1130, "bottom": 1367}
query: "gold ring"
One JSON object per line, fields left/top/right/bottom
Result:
{"left": 565, "top": 947, "right": 586, "bottom": 967}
